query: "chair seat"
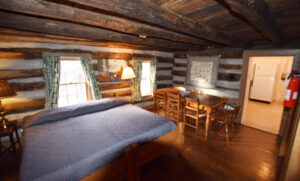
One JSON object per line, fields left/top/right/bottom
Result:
{"left": 211, "top": 112, "right": 232, "bottom": 124}
{"left": 185, "top": 110, "right": 206, "bottom": 119}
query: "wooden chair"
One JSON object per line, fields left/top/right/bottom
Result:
{"left": 166, "top": 92, "right": 181, "bottom": 123}
{"left": 153, "top": 91, "right": 167, "bottom": 116}
{"left": 183, "top": 97, "right": 206, "bottom": 133}
{"left": 210, "top": 103, "right": 240, "bottom": 145}
{"left": 190, "top": 89, "right": 203, "bottom": 95}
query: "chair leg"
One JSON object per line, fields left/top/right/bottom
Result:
{"left": 9, "top": 133, "right": 17, "bottom": 155}
{"left": 195, "top": 117, "right": 199, "bottom": 134}
{"left": 15, "top": 128, "right": 22, "bottom": 150}
{"left": 225, "top": 124, "right": 229, "bottom": 145}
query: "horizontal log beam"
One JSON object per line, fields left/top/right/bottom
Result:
{"left": 173, "top": 80, "right": 185, "bottom": 85}
{"left": 218, "top": 0, "right": 282, "bottom": 45}
{"left": 218, "top": 73, "right": 241, "bottom": 81}
{"left": 94, "top": 52, "right": 132, "bottom": 60}
{"left": 175, "top": 48, "right": 243, "bottom": 58}
{"left": 0, "top": 0, "right": 210, "bottom": 46}
{"left": 0, "top": 51, "right": 28, "bottom": 60}
{"left": 157, "top": 84, "right": 173, "bottom": 89}
{"left": 174, "top": 53, "right": 188, "bottom": 59}
{"left": 0, "top": 11, "right": 203, "bottom": 50}
{"left": 0, "top": 69, "right": 43, "bottom": 80}
{"left": 157, "top": 67, "right": 173, "bottom": 71}
{"left": 172, "top": 70, "right": 186, "bottom": 77}
{"left": 0, "top": 28, "right": 174, "bottom": 51}
{"left": 0, "top": 48, "right": 170, "bottom": 62}
{"left": 174, "top": 63, "right": 187, "bottom": 67}
{"left": 219, "top": 64, "right": 242, "bottom": 69}
{"left": 101, "top": 89, "right": 131, "bottom": 98}
{"left": 4, "top": 98, "right": 45, "bottom": 114}
{"left": 98, "top": 82, "right": 131, "bottom": 91}
{"left": 156, "top": 57, "right": 174, "bottom": 63}
{"left": 133, "top": 54, "right": 155, "bottom": 60}
{"left": 9, "top": 82, "right": 45, "bottom": 91}
{"left": 68, "top": 0, "right": 247, "bottom": 47}
{"left": 156, "top": 75, "right": 173, "bottom": 81}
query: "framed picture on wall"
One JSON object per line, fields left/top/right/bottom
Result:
{"left": 186, "top": 55, "right": 220, "bottom": 88}
{"left": 98, "top": 58, "right": 130, "bottom": 82}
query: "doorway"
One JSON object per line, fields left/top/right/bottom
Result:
{"left": 242, "top": 56, "right": 294, "bottom": 134}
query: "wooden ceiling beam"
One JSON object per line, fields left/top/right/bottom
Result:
{"left": 0, "top": 28, "right": 175, "bottom": 51}
{"left": 0, "top": 0, "right": 211, "bottom": 46}
{"left": 66, "top": 0, "right": 248, "bottom": 47}
{"left": 217, "top": 0, "right": 282, "bottom": 45}
{"left": 0, "top": 11, "right": 204, "bottom": 50}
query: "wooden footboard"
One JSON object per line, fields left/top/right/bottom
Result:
{"left": 132, "top": 122, "right": 185, "bottom": 181}
{"left": 82, "top": 122, "right": 184, "bottom": 181}
{"left": 82, "top": 147, "right": 135, "bottom": 181}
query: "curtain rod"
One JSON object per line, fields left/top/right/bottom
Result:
{"left": 42, "top": 52, "right": 91, "bottom": 57}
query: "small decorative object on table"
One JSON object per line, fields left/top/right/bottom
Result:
{"left": 0, "top": 80, "right": 16, "bottom": 129}
{"left": 121, "top": 67, "right": 136, "bottom": 103}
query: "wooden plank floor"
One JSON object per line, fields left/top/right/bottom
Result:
{"left": 141, "top": 125, "right": 280, "bottom": 181}
{"left": 0, "top": 125, "right": 280, "bottom": 181}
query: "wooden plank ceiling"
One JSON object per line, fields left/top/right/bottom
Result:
{"left": 0, "top": 0, "right": 299, "bottom": 50}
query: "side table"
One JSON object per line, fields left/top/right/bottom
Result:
{"left": 0, "top": 122, "right": 22, "bottom": 156}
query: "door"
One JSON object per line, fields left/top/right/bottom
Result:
{"left": 250, "top": 63, "right": 277, "bottom": 102}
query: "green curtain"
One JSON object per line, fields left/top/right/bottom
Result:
{"left": 80, "top": 56, "right": 101, "bottom": 100}
{"left": 43, "top": 56, "right": 60, "bottom": 109}
{"left": 132, "top": 59, "right": 143, "bottom": 101}
{"left": 150, "top": 58, "right": 158, "bottom": 93}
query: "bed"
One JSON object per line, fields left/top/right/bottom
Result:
{"left": 20, "top": 98, "right": 183, "bottom": 181}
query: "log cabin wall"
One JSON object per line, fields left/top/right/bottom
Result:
{"left": 0, "top": 41, "right": 174, "bottom": 124}
{"left": 173, "top": 48, "right": 243, "bottom": 99}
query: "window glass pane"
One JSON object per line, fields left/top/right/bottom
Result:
{"left": 78, "top": 94, "right": 87, "bottom": 103}
{"left": 68, "top": 95, "right": 77, "bottom": 105}
{"left": 58, "top": 96, "right": 68, "bottom": 107}
{"left": 58, "top": 59, "right": 89, "bottom": 107}
{"left": 67, "top": 84, "right": 76, "bottom": 96}
{"left": 59, "top": 85, "right": 67, "bottom": 96}
{"left": 142, "top": 62, "right": 151, "bottom": 78}
{"left": 77, "top": 71, "right": 85, "bottom": 82}
{"left": 77, "top": 83, "right": 86, "bottom": 94}
{"left": 140, "top": 61, "right": 152, "bottom": 96}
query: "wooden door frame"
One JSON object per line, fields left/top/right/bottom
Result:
{"left": 238, "top": 49, "right": 300, "bottom": 123}
{"left": 238, "top": 49, "right": 300, "bottom": 181}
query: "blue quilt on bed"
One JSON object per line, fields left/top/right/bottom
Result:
{"left": 20, "top": 98, "right": 177, "bottom": 181}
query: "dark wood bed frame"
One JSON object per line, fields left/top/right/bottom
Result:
{"left": 82, "top": 122, "right": 184, "bottom": 181}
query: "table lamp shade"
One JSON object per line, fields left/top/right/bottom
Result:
{"left": 0, "top": 80, "right": 16, "bottom": 98}
{"left": 121, "top": 67, "right": 136, "bottom": 80}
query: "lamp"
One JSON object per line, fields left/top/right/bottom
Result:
{"left": 0, "top": 80, "right": 16, "bottom": 129}
{"left": 121, "top": 67, "right": 136, "bottom": 102}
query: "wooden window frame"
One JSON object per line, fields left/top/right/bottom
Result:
{"left": 140, "top": 61, "right": 153, "bottom": 97}
{"left": 59, "top": 57, "right": 91, "bottom": 106}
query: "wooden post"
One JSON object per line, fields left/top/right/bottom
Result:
{"left": 125, "top": 147, "right": 135, "bottom": 181}
{"left": 178, "top": 122, "right": 185, "bottom": 146}
{"left": 131, "top": 144, "right": 140, "bottom": 181}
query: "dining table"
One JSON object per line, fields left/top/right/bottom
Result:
{"left": 155, "top": 88, "right": 228, "bottom": 140}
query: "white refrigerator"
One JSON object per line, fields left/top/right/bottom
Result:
{"left": 249, "top": 62, "right": 277, "bottom": 103}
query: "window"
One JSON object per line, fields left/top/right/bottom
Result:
{"left": 58, "top": 58, "right": 90, "bottom": 107}
{"left": 140, "top": 61, "right": 152, "bottom": 96}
